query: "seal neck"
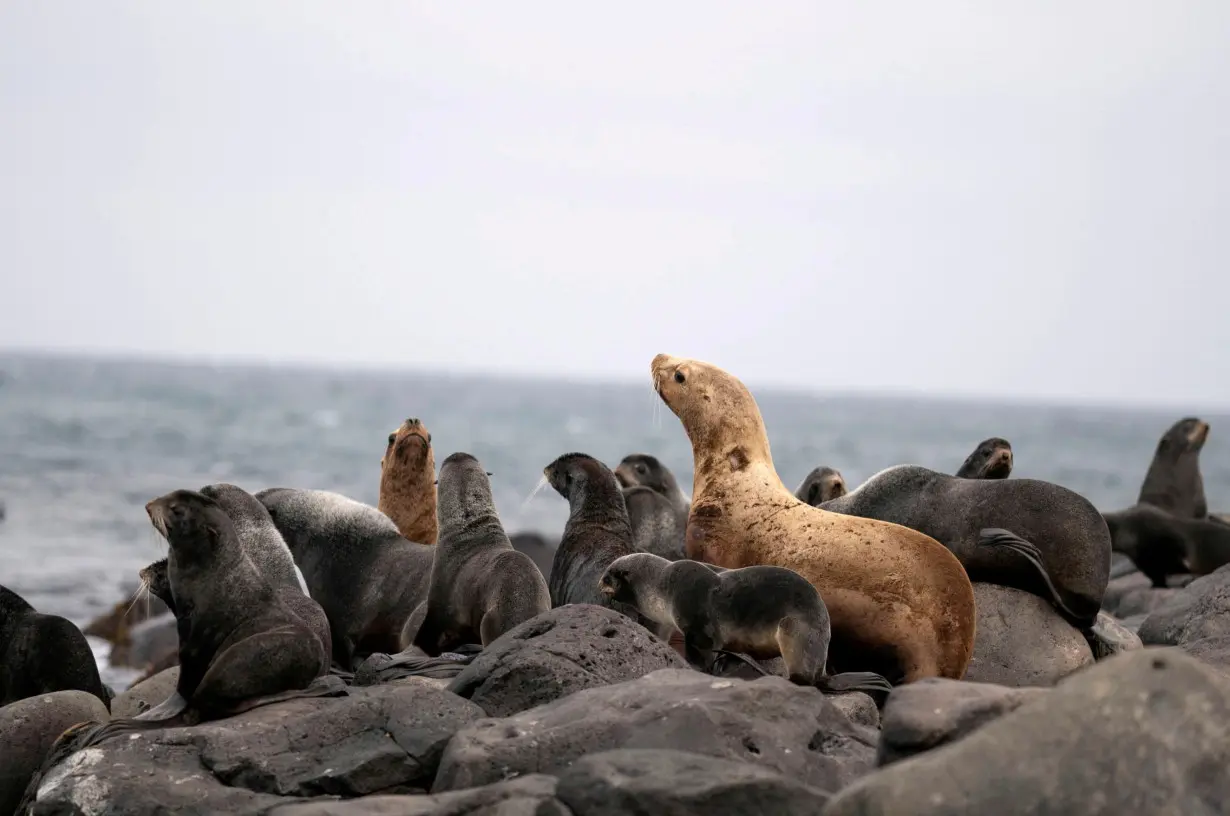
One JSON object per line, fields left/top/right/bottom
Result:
{"left": 439, "top": 508, "right": 506, "bottom": 548}
{"left": 568, "top": 476, "right": 635, "bottom": 538}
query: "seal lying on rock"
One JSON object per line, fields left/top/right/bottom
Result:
{"left": 600, "top": 552, "right": 893, "bottom": 695}
{"left": 257, "top": 487, "right": 433, "bottom": 670}
{"left": 412, "top": 453, "right": 550, "bottom": 655}
{"left": 651, "top": 353, "right": 977, "bottom": 683}
{"left": 0, "top": 584, "right": 111, "bottom": 709}
{"left": 955, "top": 437, "right": 1013, "bottom": 479}
{"left": 794, "top": 466, "right": 849, "bottom": 506}
{"left": 199, "top": 482, "right": 309, "bottom": 596}
{"left": 378, "top": 416, "right": 438, "bottom": 545}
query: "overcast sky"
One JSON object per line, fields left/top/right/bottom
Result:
{"left": 2, "top": 2, "right": 1227, "bottom": 408}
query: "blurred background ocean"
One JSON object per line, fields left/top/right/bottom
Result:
{"left": 2, "top": 351, "right": 1229, "bottom": 687}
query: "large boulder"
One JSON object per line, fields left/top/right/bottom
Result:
{"left": 0, "top": 691, "right": 110, "bottom": 816}
{"left": 823, "top": 647, "right": 1230, "bottom": 815}
{"left": 108, "top": 612, "right": 178, "bottom": 670}
{"left": 964, "top": 583, "right": 1092, "bottom": 686}
{"left": 446, "top": 604, "right": 687, "bottom": 717}
{"left": 1139, "top": 563, "right": 1230, "bottom": 646}
{"left": 110, "top": 666, "right": 180, "bottom": 719}
{"left": 435, "top": 668, "right": 877, "bottom": 795}
{"left": 1089, "top": 611, "right": 1143, "bottom": 658}
{"left": 28, "top": 679, "right": 485, "bottom": 814}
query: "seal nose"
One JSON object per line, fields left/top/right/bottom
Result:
{"left": 144, "top": 500, "right": 156, "bottom": 519}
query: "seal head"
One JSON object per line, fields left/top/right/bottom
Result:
{"left": 956, "top": 438, "right": 1013, "bottom": 480}
{"left": 795, "top": 466, "right": 848, "bottom": 506}
{"left": 1138, "top": 417, "right": 1211, "bottom": 519}
{"left": 379, "top": 417, "right": 438, "bottom": 544}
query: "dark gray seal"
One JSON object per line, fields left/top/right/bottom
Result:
{"left": 412, "top": 453, "right": 550, "bottom": 656}
{"left": 614, "top": 453, "right": 690, "bottom": 560}
{"left": 256, "top": 487, "right": 434, "bottom": 671}
{"left": 1103, "top": 503, "right": 1230, "bottom": 587}
{"left": 199, "top": 482, "right": 309, "bottom": 596}
{"left": 508, "top": 532, "right": 558, "bottom": 582}
{"left": 821, "top": 465, "right": 1111, "bottom": 629}
{"left": 600, "top": 553, "right": 892, "bottom": 695}
{"left": 794, "top": 466, "right": 849, "bottom": 506}
{"left": 1137, "top": 417, "right": 1210, "bottom": 519}
{"left": 0, "top": 585, "right": 110, "bottom": 709}
{"left": 956, "top": 437, "right": 1013, "bottom": 479}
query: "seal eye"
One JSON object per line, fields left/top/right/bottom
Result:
{"left": 427, "top": 433, "right": 432, "bottom": 444}
{"left": 636, "top": 464, "right": 647, "bottom": 475}
{"left": 674, "top": 371, "right": 686, "bottom": 385}
{"left": 388, "top": 432, "right": 397, "bottom": 446}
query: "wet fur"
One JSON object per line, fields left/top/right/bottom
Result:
{"left": 199, "top": 482, "right": 309, "bottom": 595}
{"left": 378, "top": 417, "right": 439, "bottom": 545}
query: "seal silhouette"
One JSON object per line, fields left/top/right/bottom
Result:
{"left": 600, "top": 553, "right": 893, "bottom": 694}
{"left": 257, "top": 487, "right": 434, "bottom": 670}
{"left": 378, "top": 417, "right": 438, "bottom": 545}
{"left": 795, "top": 466, "right": 849, "bottom": 506}
{"left": 955, "top": 438, "right": 1013, "bottom": 479}
{"left": 199, "top": 482, "right": 309, "bottom": 595}
{"left": 651, "top": 353, "right": 977, "bottom": 683}
{"left": 412, "top": 453, "right": 550, "bottom": 655}
{"left": 0, "top": 584, "right": 111, "bottom": 709}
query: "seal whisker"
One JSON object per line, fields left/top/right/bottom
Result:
{"left": 520, "top": 475, "right": 550, "bottom": 512}
{"left": 123, "top": 577, "right": 151, "bottom": 620}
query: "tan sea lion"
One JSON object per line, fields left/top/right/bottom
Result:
{"left": 378, "top": 417, "right": 438, "bottom": 544}
{"left": 650, "top": 353, "right": 977, "bottom": 683}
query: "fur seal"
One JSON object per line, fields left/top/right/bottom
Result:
{"left": 820, "top": 464, "right": 1111, "bottom": 629}
{"left": 615, "top": 453, "right": 690, "bottom": 561}
{"left": 600, "top": 553, "right": 893, "bottom": 694}
{"left": 140, "top": 558, "right": 173, "bottom": 612}
{"left": 0, "top": 584, "right": 110, "bottom": 709}
{"left": 651, "top": 353, "right": 977, "bottom": 683}
{"left": 378, "top": 416, "right": 438, "bottom": 545}
{"left": 198, "top": 482, "right": 309, "bottom": 596}
{"left": 614, "top": 453, "right": 691, "bottom": 515}
{"left": 955, "top": 437, "right": 1013, "bottom": 479}
{"left": 412, "top": 453, "right": 550, "bottom": 655}
{"left": 257, "top": 487, "right": 434, "bottom": 670}
{"left": 794, "top": 466, "right": 849, "bottom": 506}
{"left": 1137, "top": 417, "right": 1210, "bottom": 519}
{"left": 1103, "top": 503, "right": 1230, "bottom": 587}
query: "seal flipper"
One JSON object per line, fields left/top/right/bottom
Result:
{"left": 709, "top": 648, "right": 770, "bottom": 676}
{"left": 816, "top": 671, "right": 894, "bottom": 695}
{"left": 976, "top": 528, "right": 1087, "bottom": 624}
{"left": 134, "top": 690, "right": 190, "bottom": 721}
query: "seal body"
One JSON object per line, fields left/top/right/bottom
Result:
{"left": 1137, "top": 417, "right": 1210, "bottom": 519}
{"left": 378, "top": 417, "right": 438, "bottom": 545}
{"left": 955, "top": 438, "right": 1013, "bottom": 479}
{"left": 1104, "top": 504, "right": 1230, "bottom": 587}
{"left": 795, "top": 466, "right": 848, "bottom": 506}
{"left": 412, "top": 453, "right": 550, "bottom": 655}
{"left": 821, "top": 464, "right": 1111, "bottom": 627}
{"left": 651, "top": 353, "right": 977, "bottom": 684}
{"left": 0, "top": 585, "right": 110, "bottom": 708}
{"left": 615, "top": 453, "right": 690, "bottom": 560}
{"left": 257, "top": 487, "right": 433, "bottom": 670}
{"left": 199, "top": 482, "right": 309, "bottom": 596}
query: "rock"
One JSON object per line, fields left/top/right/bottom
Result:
{"left": 130, "top": 644, "right": 180, "bottom": 686}
{"left": 1139, "top": 563, "right": 1230, "bottom": 646}
{"left": 435, "top": 668, "right": 877, "bottom": 795}
{"left": 823, "top": 647, "right": 1230, "bottom": 815}
{"left": 828, "top": 692, "right": 881, "bottom": 730}
{"left": 964, "top": 583, "right": 1092, "bottom": 687}
{"left": 875, "top": 677, "right": 1049, "bottom": 767}
{"left": 1101, "top": 570, "right": 1187, "bottom": 618}
{"left": 1181, "top": 635, "right": 1230, "bottom": 676}
{"left": 82, "top": 594, "right": 169, "bottom": 644}
{"left": 107, "top": 611, "right": 178, "bottom": 669}
{"left": 0, "top": 691, "right": 110, "bottom": 816}
{"left": 110, "top": 666, "right": 180, "bottom": 719}
{"left": 28, "top": 679, "right": 485, "bottom": 813}
{"left": 446, "top": 604, "right": 687, "bottom": 717}
{"left": 1089, "top": 611, "right": 1143, "bottom": 658}
{"left": 269, "top": 775, "right": 565, "bottom": 815}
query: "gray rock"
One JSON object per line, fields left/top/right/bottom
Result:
{"left": 28, "top": 679, "right": 485, "bottom": 814}
{"left": 110, "top": 666, "right": 180, "bottom": 718}
{"left": 0, "top": 691, "right": 110, "bottom": 816}
{"left": 875, "top": 677, "right": 1049, "bottom": 766}
{"left": 446, "top": 604, "right": 687, "bottom": 717}
{"left": 1139, "top": 563, "right": 1230, "bottom": 646}
{"left": 1101, "top": 571, "right": 1187, "bottom": 618}
{"left": 1178, "top": 634, "right": 1230, "bottom": 677}
{"left": 823, "top": 647, "right": 1230, "bottom": 815}
{"left": 964, "top": 583, "right": 1092, "bottom": 687}
{"left": 435, "top": 668, "right": 877, "bottom": 795}
{"left": 828, "top": 692, "right": 881, "bottom": 730}
{"left": 125, "top": 612, "right": 179, "bottom": 668}
{"left": 269, "top": 775, "right": 566, "bottom": 815}
{"left": 1089, "top": 611, "right": 1143, "bottom": 658}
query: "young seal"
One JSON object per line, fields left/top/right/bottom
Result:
{"left": 0, "top": 584, "right": 111, "bottom": 709}
{"left": 820, "top": 464, "right": 1111, "bottom": 629}
{"left": 651, "top": 353, "right": 977, "bottom": 683}
{"left": 140, "top": 558, "right": 174, "bottom": 613}
{"left": 955, "top": 437, "right": 1013, "bottom": 479}
{"left": 378, "top": 416, "right": 438, "bottom": 545}
{"left": 1136, "top": 417, "right": 1210, "bottom": 519}
{"left": 615, "top": 453, "right": 691, "bottom": 561}
{"left": 256, "top": 487, "right": 434, "bottom": 671}
{"left": 794, "top": 466, "right": 849, "bottom": 506}
{"left": 1103, "top": 503, "right": 1230, "bottom": 587}
{"left": 600, "top": 553, "right": 893, "bottom": 695}
{"left": 412, "top": 453, "right": 550, "bottom": 655}
{"left": 198, "top": 482, "right": 309, "bottom": 596}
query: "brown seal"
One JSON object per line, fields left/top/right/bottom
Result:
{"left": 650, "top": 353, "right": 977, "bottom": 683}
{"left": 378, "top": 417, "right": 438, "bottom": 544}
{"left": 955, "top": 437, "right": 1013, "bottom": 479}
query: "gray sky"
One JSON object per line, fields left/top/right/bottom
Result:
{"left": 2, "top": 2, "right": 1227, "bottom": 408}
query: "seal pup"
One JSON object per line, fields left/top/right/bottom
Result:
{"left": 614, "top": 453, "right": 691, "bottom": 517}
{"left": 795, "top": 466, "right": 849, "bottom": 506}
{"left": 412, "top": 453, "right": 550, "bottom": 655}
{"left": 256, "top": 487, "right": 434, "bottom": 671}
{"left": 378, "top": 417, "right": 439, "bottom": 545}
{"left": 600, "top": 553, "right": 893, "bottom": 695}
{"left": 820, "top": 464, "right": 1111, "bottom": 629}
{"left": 199, "top": 482, "right": 309, "bottom": 596}
{"left": 140, "top": 558, "right": 174, "bottom": 613}
{"left": 1104, "top": 504, "right": 1230, "bottom": 587}
{"left": 651, "top": 353, "right": 977, "bottom": 683}
{"left": 615, "top": 453, "right": 690, "bottom": 560}
{"left": 0, "top": 584, "right": 111, "bottom": 709}
{"left": 955, "top": 438, "right": 1013, "bottom": 479}
{"left": 1137, "top": 417, "right": 1211, "bottom": 519}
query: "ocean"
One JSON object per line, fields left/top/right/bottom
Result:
{"left": 2, "top": 352, "right": 1228, "bottom": 688}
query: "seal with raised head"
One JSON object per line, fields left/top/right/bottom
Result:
{"left": 257, "top": 487, "right": 434, "bottom": 671}
{"left": 1103, "top": 503, "right": 1230, "bottom": 587}
{"left": 614, "top": 453, "right": 690, "bottom": 560}
{"left": 795, "top": 466, "right": 848, "bottom": 506}
{"left": 199, "top": 482, "right": 309, "bottom": 596}
{"left": 378, "top": 416, "right": 438, "bottom": 545}
{"left": 412, "top": 452, "right": 550, "bottom": 655}
{"left": 820, "top": 465, "right": 1111, "bottom": 630}
{"left": 0, "top": 584, "right": 111, "bottom": 709}
{"left": 651, "top": 353, "right": 977, "bottom": 683}
{"left": 1136, "top": 417, "right": 1211, "bottom": 519}
{"left": 955, "top": 437, "right": 1013, "bottom": 479}
{"left": 600, "top": 552, "right": 893, "bottom": 694}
